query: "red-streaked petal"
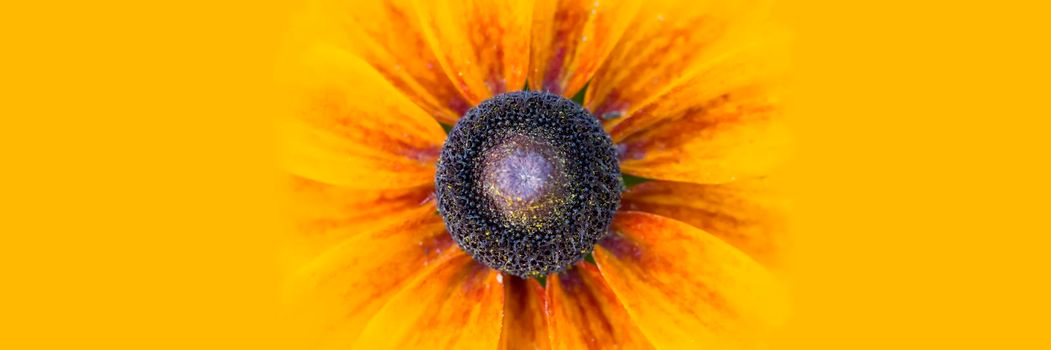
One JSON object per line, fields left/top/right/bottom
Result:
{"left": 279, "top": 46, "right": 446, "bottom": 189}
{"left": 414, "top": 0, "right": 534, "bottom": 105}
{"left": 281, "top": 176, "right": 436, "bottom": 268}
{"left": 594, "top": 211, "right": 790, "bottom": 348}
{"left": 301, "top": 0, "right": 470, "bottom": 124}
{"left": 499, "top": 276, "right": 550, "bottom": 350}
{"left": 352, "top": 255, "right": 504, "bottom": 349}
{"left": 620, "top": 178, "right": 787, "bottom": 266}
{"left": 529, "top": 0, "right": 642, "bottom": 97}
{"left": 616, "top": 85, "right": 790, "bottom": 184}
{"left": 605, "top": 31, "right": 789, "bottom": 142}
{"left": 282, "top": 217, "right": 457, "bottom": 349}
{"left": 586, "top": 0, "right": 773, "bottom": 121}
{"left": 547, "top": 263, "right": 654, "bottom": 350}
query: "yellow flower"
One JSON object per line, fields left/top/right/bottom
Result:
{"left": 280, "top": 0, "right": 790, "bottom": 348}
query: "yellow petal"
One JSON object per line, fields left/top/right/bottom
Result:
{"left": 600, "top": 7, "right": 790, "bottom": 184}
{"left": 529, "top": 0, "right": 642, "bottom": 96}
{"left": 300, "top": 0, "right": 470, "bottom": 124}
{"left": 414, "top": 0, "right": 534, "bottom": 104}
{"left": 621, "top": 178, "right": 787, "bottom": 266}
{"left": 282, "top": 214, "right": 457, "bottom": 349}
{"left": 616, "top": 79, "right": 791, "bottom": 184}
{"left": 281, "top": 176, "right": 436, "bottom": 268}
{"left": 499, "top": 276, "right": 550, "bottom": 350}
{"left": 594, "top": 211, "right": 789, "bottom": 349}
{"left": 605, "top": 31, "right": 789, "bottom": 142}
{"left": 279, "top": 46, "right": 446, "bottom": 189}
{"left": 352, "top": 255, "right": 504, "bottom": 349}
{"left": 547, "top": 263, "right": 654, "bottom": 350}
{"left": 586, "top": 0, "right": 774, "bottom": 121}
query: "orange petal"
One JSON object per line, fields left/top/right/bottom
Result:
{"left": 604, "top": 17, "right": 791, "bottom": 184}
{"left": 547, "top": 263, "right": 654, "bottom": 350}
{"left": 353, "top": 255, "right": 504, "bottom": 349}
{"left": 281, "top": 176, "right": 437, "bottom": 268}
{"left": 279, "top": 47, "right": 446, "bottom": 189}
{"left": 620, "top": 178, "right": 787, "bottom": 266}
{"left": 499, "top": 276, "right": 550, "bottom": 350}
{"left": 301, "top": 0, "right": 471, "bottom": 124}
{"left": 414, "top": 0, "right": 533, "bottom": 104}
{"left": 282, "top": 213, "right": 457, "bottom": 349}
{"left": 528, "top": 0, "right": 642, "bottom": 96}
{"left": 605, "top": 30, "right": 789, "bottom": 142}
{"left": 594, "top": 211, "right": 789, "bottom": 348}
{"left": 585, "top": 0, "right": 774, "bottom": 121}
{"left": 616, "top": 80, "right": 791, "bottom": 184}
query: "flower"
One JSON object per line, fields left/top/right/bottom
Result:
{"left": 280, "top": 0, "right": 791, "bottom": 349}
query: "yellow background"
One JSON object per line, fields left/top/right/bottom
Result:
{"left": 2, "top": 0, "right": 1049, "bottom": 348}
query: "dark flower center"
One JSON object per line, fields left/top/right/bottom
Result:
{"left": 436, "top": 91, "right": 622, "bottom": 278}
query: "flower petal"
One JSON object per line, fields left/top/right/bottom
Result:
{"left": 603, "top": 10, "right": 790, "bottom": 184}
{"left": 529, "top": 0, "right": 642, "bottom": 96}
{"left": 282, "top": 213, "right": 457, "bottom": 349}
{"left": 499, "top": 276, "right": 550, "bottom": 350}
{"left": 594, "top": 211, "right": 789, "bottom": 349}
{"left": 414, "top": 0, "right": 534, "bottom": 104}
{"left": 620, "top": 178, "right": 787, "bottom": 266}
{"left": 279, "top": 47, "right": 446, "bottom": 189}
{"left": 304, "top": 0, "right": 471, "bottom": 124}
{"left": 616, "top": 82, "right": 791, "bottom": 184}
{"left": 281, "top": 176, "right": 436, "bottom": 268}
{"left": 605, "top": 31, "right": 789, "bottom": 142}
{"left": 585, "top": 0, "right": 773, "bottom": 121}
{"left": 353, "top": 255, "right": 505, "bottom": 349}
{"left": 547, "top": 263, "right": 654, "bottom": 350}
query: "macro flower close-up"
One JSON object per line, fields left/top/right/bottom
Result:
{"left": 279, "top": 0, "right": 791, "bottom": 348}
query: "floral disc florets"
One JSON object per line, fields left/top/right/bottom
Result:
{"left": 436, "top": 91, "right": 621, "bottom": 277}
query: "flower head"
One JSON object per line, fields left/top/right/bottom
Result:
{"left": 281, "top": 0, "right": 790, "bottom": 348}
